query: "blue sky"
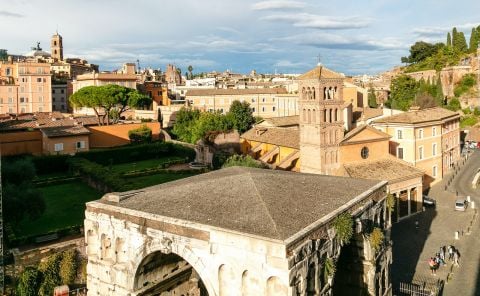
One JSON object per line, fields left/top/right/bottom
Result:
{"left": 1, "top": 0, "right": 479, "bottom": 75}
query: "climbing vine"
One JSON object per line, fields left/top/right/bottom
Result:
{"left": 368, "top": 227, "right": 385, "bottom": 254}
{"left": 386, "top": 192, "right": 395, "bottom": 213}
{"left": 323, "top": 257, "right": 336, "bottom": 283}
{"left": 333, "top": 212, "right": 353, "bottom": 245}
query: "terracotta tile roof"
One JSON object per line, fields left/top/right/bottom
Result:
{"left": 465, "top": 125, "right": 480, "bottom": 142}
{"left": 0, "top": 114, "right": 98, "bottom": 131}
{"left": 344, "top": 156, "right": 424, "bottom": 183}
{"left": 102, "top": 167, "right": 383, "bottom": 240}
{"left": 241, "top": 126, "right": 299, "bottom": 149}
{"left": 40, "top": 125, "right": 91, "bottom": 138}
{"left": 259, "top": 116, "right": 299, "bottom": 128}
{"left": 352, "top": 107, "right": 384, "bottom": 122}
{"left": 341, "top": 125, "right": 391, "bottom": 144}
{"left": 186, "top": 87, "right": 288, "bottom": 96}
{"left": 373, "top": 107, "right": 460, "bottom": 124}
{"left": 297, "top": 65, "right": 345, "bottom": 80}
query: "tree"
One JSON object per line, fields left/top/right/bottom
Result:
{"left": 128, "top": 124, "right": 152, "bottom": 143}
{"left": 188, "top": 65, "right": 193, "bottom": 79}
{"left": 16, "top": 267, "right": 42, "bottom": 296}
{"left": 172, "top": 107, "right": 201, "bottom": 143}
{"left": 405, "top": 41, "right": 443, "bottom": 64}
{"left": 38, "top": 253, "right": 63, "bottom": 296}
{"left": 69, "top": 85, "right": 152, "bottom": 125}
{"left": 446, "top": 98, "right": 461, "bottom": 111}
{"left": 452, "top": 27, "right": 468, "bottom": 53}
{"left": 435, "top": 76, "right": 444, "bottom": 103}
{"left": 447, "top": 32, "right": 452, "bottom": 47}
{"left": 470, "top": 27, "right": 479, "bottom": 53}
{"left": 367, "top": 86, "right": 378, "bottom": 108}
{"left": 388, "top": 75, "right": 418, "bottom": 111}
{"left": 227, "top": 100, "right": 255, "bottom": 133}
{"left": 222, "top": 154, "right": 266, "bottom": 168}
{"left": 400, "top": 56, "right": 409, "bottom": 65}
{"left": 191, "top": 111, "right": 232, "bottom": 143}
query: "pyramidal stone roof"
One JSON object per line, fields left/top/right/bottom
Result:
{"left": 297, "top": 65, "right": 345, "bottom": 80}
{"left": 100, "top": 167, "right": 384, "bottom": 241}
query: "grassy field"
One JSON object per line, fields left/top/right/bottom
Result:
{"left": 108, "top": 157, "right": 185, "bottom": 174}
{"left": 124, "top": 172, "right": 197, "bottom": 190}
{"left": 15, "top": 181, "right": 103, "bottom": 238}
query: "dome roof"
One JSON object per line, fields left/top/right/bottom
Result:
{"left": 25, "top": 49, "right": 51, "bottom": 57}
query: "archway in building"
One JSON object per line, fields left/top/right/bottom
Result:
{"left": 133, "top": 251, "right": 209, "bottom": 296}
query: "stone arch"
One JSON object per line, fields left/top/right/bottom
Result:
{"left": 307, "top": 109, "right": 311, "bottom": 123}
{"left": 302, "top": 109, "right": 306, "bottom": 121}
{"left": 219, "top": 264, "right": 237, "bottom": 296}
{"left": 100, "top": 233, "right": 113, "bottom": 260}
{"left": 323, "top": 109, "right": 327, "bottom": 122}
{"left": 334, "top": 108, "right": 338, "bottom": 122}
{"left": 266, "top": 276, "right": 287, "bottom": 296}
{"left": 86, "top": 229, "right": 98, "bottom": 256}
{"left": 329, "top": 109, "right": 333, "bottom": 123}
{"left": 312, "top": 109, "right": 316, "bottom": 123}
{"left": 130, "top": 239, "right": 216, "bottom": 296}
{"left": 312, "top": 88, "right": 316, "bottom": 100}
{"left": 301, "top": 87, "right": 306, "bottom": 100}
{"left": 115, "top": 237, "right": 127, "bottom": 263}
{"left": 242, "top": 270, "right": 261, "bottom": 296}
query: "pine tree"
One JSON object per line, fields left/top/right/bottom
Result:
{"left": 447, "top": 32, "right": 452, "bottom": 47}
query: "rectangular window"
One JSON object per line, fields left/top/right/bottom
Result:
{"left": 8, "top": 97, "right": 13, "bottom": 103}
{"left": 418, "top": 146, "right": 424, "bottom": 160}
{"left": 273, "top": 106, "right": 276, "bottom": 111}
{"left": 432, "top": 127, "right": 436, "bottom": 137}
{"left": 37, "top": 78, "right": 42, "bottom": 83}
{"left": 432, "top": 165, "right": 438, "bottom": 177}
{"left": 76, "top": 141, "right": 86, "bottom": 149}
{"left": 432, "top": 143, "right": 437, "bottom": 156}
{"left": 20, "top": 86, "right": 25, "bottom": 92}
{"left": 38, "top": 106, "right": 43, "bottom": 112}
{"left": 20, "top": 97, "right": 25, "bottom": 103}
{"left": 397, "top": 147, "right": 404, "bottom": 160}
{"left": 54, "top": 143, "right": 64, "bottom": 152}
{"left": 397, "top": 130, "right": 403, "bottom": 139}
{"left": 252, "top": 98, "right": 255, "bottom": 103}
{"left": 39, "top": 96, "right": 43, "bottom": 103}
{"left": 418, "top": 129, "right": 423, "bottom": 139}
{"left": 52, "top": 89, "right": 56, "bottom": 94}
{"left": 38, "top": 86, "right": 43, "bottom": 92}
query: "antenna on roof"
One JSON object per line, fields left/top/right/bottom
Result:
{"left": 317, "top": 54, "right": 322, "bottom": 66}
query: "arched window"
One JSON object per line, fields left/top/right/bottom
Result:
{"left": 323, "top": 109, "right": 327, "bottom": 122}
{"left": 307, "top": 109, "right": 311, "bottom": 123}
{"left": 312, "top": 109, "right": 316, "bottom": 123}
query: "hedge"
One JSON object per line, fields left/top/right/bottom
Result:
{"left": 68, "top": 158, "right": 125, "bottom": 192}
{"left": 6, "top": 225, "right": 82, "bottom": 248}
{"left": 76, "top": 142, "right": 195, "bottom": 165}
{"left": 32, "top": 154, "right": 70, "bottom": 175}
{"left": 128, "top": 124, "right": 152, "bottom": 144}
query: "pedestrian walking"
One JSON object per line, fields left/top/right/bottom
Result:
{"left": 429, "top": 257, "right": 437, "bottom": 275}
{"left": 440, "top": 246, "right": 446, "bottom": 262}
{"left": 453, "top": 250, "right": 460, "bottom": 266}
{"left": 448, "top": 245, "right": 454, "bottom": 261}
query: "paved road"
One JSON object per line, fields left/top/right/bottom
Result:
{"left": 391, "top": 150, "right": 480, "bottom": 296}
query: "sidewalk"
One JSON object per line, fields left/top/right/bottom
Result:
{"left": 391, "top": 151, "right": 480, "bottom": 295}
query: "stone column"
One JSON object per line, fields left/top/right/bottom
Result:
{"left": 407, "top": 189, "right": 411, "bottom": 216}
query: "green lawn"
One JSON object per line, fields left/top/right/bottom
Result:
{"left": 124, "top": 172, "right": 197, "bottom": 190}
{"left": 15, "top": 181, "right": 103, "bottom": 238}
{"left": 108, "top": 157, "right": 185, "bottom": 174}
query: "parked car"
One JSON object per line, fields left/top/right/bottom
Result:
{"left": 423, "top": 195, "right": 436, "bottom": 207}
{"left": 455, "top": 198, "right": 467, "bottom": 211}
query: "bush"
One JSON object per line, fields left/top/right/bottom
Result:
{"left": 460, "top": 116, "right": 478, "bottom": 128}
{"left": 68, "top": 158, "right": 124, "bottom": 191}
{"left": 32, "top": 154, "right": 70, "bottom": 174}
{"left": 128, "top": 124, "right": 152, "bottom": 144}
{"left": 222, "top": 154, "right": 267, "bottom": 169}
{"left": 446, "top": 98, "right": 461, "bottom": 111}
{"left": 333, "top": 212, "right": 353, "bottom": 245}
{"left": 17, "top": 267, "right": 41, "bottom": 296}
{"left": 38, "top": 253, "right": 63, "bottom": 296}
{"left": 369, "top": 228, "right": 385, "bottom": 253}
{"left": 60, "top": 249, "right": 78, "bottom": 285}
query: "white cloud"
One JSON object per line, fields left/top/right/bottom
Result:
{"left": 251, "top": 1, "right": 305, "bottom": 11}
{"left": 273, "top": 32, "right": 406, "bottom": 51}
{"left": 0, "top": 10, "right": 23, "bottom": 17}
{"left": 261, "top": 13, "right": 371, "bottom": 29}
{"left": 273, "top": 60, "right": 309, "bottom": 68}
{"left": 413, "top": 22, "right": 480, "bottom": 37}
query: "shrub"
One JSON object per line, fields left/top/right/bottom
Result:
{"left": 32, "top": 154, "right": 70, "bottom": 174}
{"left": 445, "top": 98, "right": 461, "bottom": 111}
{"left": 59, "top": 249, "right": 78, "bottom": 285}
{"left": 222, "top": 154, "right": 267, "bottom": 169}
{"left": 68, "top": 158, "right": 124, "bottom": 191}
{"left": 323, "top": 258, "right": 336, "bottom": 283}
{"left": 38, "top": 253, "right": 63, "bottom": 296}
{"left": 333, "top": 212, "right": 354, "bottom": 245}
{"left": 128, "top": 124, "right": 152, "bottom": 144}
{"left": 460, "top": 116, "right": 478, "bottom": 128}
{"left": 16, "top": 267, "right": 41, "bottom": 296}
{"left": 369, "top": 228, "right": 385, "bottom": 253}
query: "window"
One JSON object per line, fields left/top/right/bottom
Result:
{"left": 397, "top": 147, "right": 404, "bottom": 160}
{"left": 61, "top": 97, "right": 64, "bottom": 102}
{"left": 432, "top": 165, "right": 438, "bottom": 178}
{"left": 76, "top": 141, "right": 86, "bottom": 149}
{"left": 418, "top": 129, "right": 423, "bottom": 139}
{"left": 52, "top": 89, "right": 56, "bottom": 94}
{"left": 262, "top": 97, "right": 266, "bottom": 102}
{"left": 252, "top": 107, "right": 256, "bottom": 112}
{"left": 61, "top": 105, "right": 65, "bottom": 110}
{"left": 397, "top": 129, "right": 403, "bottom": 139}
{"left": 432, "top": 143, "right": 437, "bottom": 156}
{"left": 8, "top": 97, "right": 13, "bottom": 103}
{"left": 39, "top": 96, "right": 43, "bottom": 103}
{"left": 262, "top": 107, "right": 265, "bottom": 112}
{"left": 20, "top": 97, "right": 25, "bottom": 103}
{"left": 252, "top": 98, "right": 255, "bottom": 103}
{"left": 272, "top": 97, "right": 275, "bottom": 102}
{"left": 38, "top": 86, "right": 43, "bottom": 92}
{"left": 53, "top": 98, "right": 56, "bottom": 102}
{"left": 20, "top": 86, "right": 25, "bottom": 92}
{"left": 54, "top": 143, "right": 64, "bottom": 152}
{"left": 6, "top": 68, "right": 11, "bottom": 76}
{"left": 361, "top": 146, "right": 369, "bottom": 159}
{"left": 20, "top": 107, "right": 26, "bottom": 113}
{"left": 38, "top": 106, "right": 43, "bottom": 112}
{"left": 7, "top": 87, "right": 12, "bottom": 93}
{"left": 36, "top": 67, "right": 43, "bottom": 74}
{"left": 37, "top": 78, "right": 42, "bottom": 83}
{"left": 273, "top": 106, "right": 276, "bottom": 111}
{"left": 432, "top": 127, "right": 436, "bottom": 136}
{"left": 418, "top": 146, "right": 424, "bottom": 160}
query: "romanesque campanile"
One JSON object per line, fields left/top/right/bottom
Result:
{"left": 51, "top": 32, "right": 63, "bottom": 61}
{"left": 298, "top": 64, "right": 345, "bottom": 175}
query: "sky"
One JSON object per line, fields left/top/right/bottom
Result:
{"left": 1, "top": 0, "right": 479, "bottom": 75}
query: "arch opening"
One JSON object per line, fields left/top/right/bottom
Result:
{"left": 134, "top": 251, "right": 209, "bottom": 296}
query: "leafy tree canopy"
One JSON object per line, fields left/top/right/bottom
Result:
{"left": 16, "top": 267, "right": 42, "bottom": 296}
{"left": 222, "top": 154, "right": 267, "bottom": 169}
{"left": 227, "top": 100, "right": 255, "bottom": 133}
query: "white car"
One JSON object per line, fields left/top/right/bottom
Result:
{"left": 455, "top": 198, "right": 467, "bottom": 211}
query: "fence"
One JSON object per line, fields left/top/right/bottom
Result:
{"left": 398, "top": 278, "right": 443, "bottom": 296}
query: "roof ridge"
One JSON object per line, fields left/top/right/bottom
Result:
{"left": 247, "top": 170, "right": 281, "bottom": 238}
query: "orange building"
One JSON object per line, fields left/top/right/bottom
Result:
{"left": 0, "top": 60, "right": 52, "bottom": 114}
{"left": 40, "top": 125, "right": 90, "bottom": 155}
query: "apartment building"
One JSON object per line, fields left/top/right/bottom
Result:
{"left": 0, "top": 60, "right": 52, "bottom": 114}
{"left": 372, "top": 107, "right": 461, "bottom": 186}
{"left": 185, "top": 88, "right": 296, "bottom": 118}
{"left": 51, "top": 83, "right": 68, "bottom": 112}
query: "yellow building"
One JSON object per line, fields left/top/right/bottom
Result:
{"left": 185, "top": 88, "right": 295, "bottom": 118}
{"left": 372, "top": 107, "right": 460, "bottom": 187}
{"left": 0, "top": 60, "right": 52, "bottom": 114}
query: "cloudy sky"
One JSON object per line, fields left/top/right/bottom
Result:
{"left": 1, "top": 0, "right": 479, "bottom": 75}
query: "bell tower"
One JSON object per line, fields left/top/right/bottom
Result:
{"left": 51, "top": 32, "right": 63, "bottom": 61}
{"left": 298, "top": 64, "right": 345, "bottom": 175}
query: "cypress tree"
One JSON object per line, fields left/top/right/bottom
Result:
{"left": 470, "top": 27, "right": 479, "bottom": 53}
{"left": 447, "top": 32, "right": 452, "bottom": 47}
{"left": 435, "top": 76, "right": 444, "bottom": 105}
{"left": 452, "top": 27, "right": 458, "bottom": 49}
{"left": 457, "top": 32, "right": 468, "bottom": 53}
